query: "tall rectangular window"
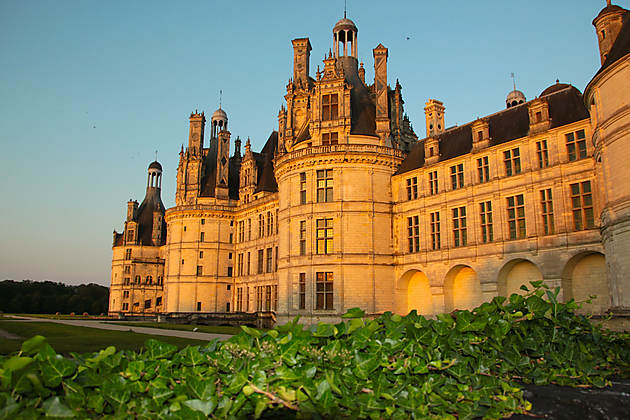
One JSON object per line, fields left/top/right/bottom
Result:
{"left": 196, "top": 265, "right": 203, "bottom": 276}
{"left": 430, "top": 211, "right": 441, "bottom": 250}
{"left": 124, "top": 249, "right": 132, "bottom": 260}
{"left": 480, "top": 201, "right": 493, "bottom": 243}
{"left": 266, "top": 248, "right": 273, "bottom": 273}
{"left": 477, "top": 156, "right": 489, "bottom": 183}
{"left": 452, "top": 206, "right": 467, "bottom": 247}
{"left": 536, "top": 140, "right": 549, "bottom": 168}
{"left": 566, "top": 129, "right": 587, "bottom": 161}
{"left": 126, "top": 230, "right": 134, "bottom": 242}
{"left": 200, "top": 232, "right": 205, "bottom": 242}
{"left": 236, "top": 288, "right": 243, "bottom": 312}
{"left": 316, "top": 218, "right": 333, "bottom": 254}
{"left": 450, "top": 163, "right": 464, "bottom": 190}
{"left": 504, "top": 148, "right": 521, "bottom": 176}
{"left": 540, "top": 188, "right": 555, "bottom": 235}
{"left": 322, "top": 94, "right": 339, "bottom": 120}
{"left": 429, "top": 171, "right": 438, "bottom": 195}
{"left": 237, "top": 253, "right": 244, "bottom": 276}
{"left": 507, "top": 194, "right": 526, "bottom": 239}
{"left": 258, "top": 214, "right": 264, "bottom": 238}
{"left": 265, "top": 285, "right": 272, "bottom": 311}
{"left": 256, "top": 286, "right": 263, "bottom": 311}
{"left": 299, "top": 220, "right": 307, "bottom": 255}
{"left": 257, "top": 249, "right": 264, "bottom": 274}
{"left": 407, "top": 215, "right": 420, "bottom": 253}
{"left": 247, "top": 218, "right": 252, "bottom": 240}
{"left": 317, "top": 169, "right": 333, "bottom": 202}
{"left": 406, "top": 177, "right": 418, "bottom": 200}
{"left": 300, "top": 173, "right": 307, "bottom": 204}
{"left": 267, "top": 211, "right": 273, "bottom": 236}
{"left": 299, "top": 273, "right": 306, "bottom": 310}
{"left": 316, "top": 272, "right": 334, "bottom": 310}
{"left": 247, "top": 252, "right": 251, "bottom": 275}
{"left": 570, "top": 181, "right": 594, "bottom": 230}
{"left": 322, "top": 132, "right": 338, "bottom": 145}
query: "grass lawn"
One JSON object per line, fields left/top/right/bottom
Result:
{"left": 0, "top": 321, "right": 209, "bottom": 355}
{"left": 8, "top": 313, "right": 112, "bottom": 320}
{"left": 110, "top": 321, "right": 243, "bottom": 335}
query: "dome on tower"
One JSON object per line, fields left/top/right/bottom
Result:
{"left": 212, "top": 107, "right": 228, "bottom": 121}
{"left": 333, "top": 17, "right": 357, "bottom": 33}
{"left": 148, "top": 161, "right": 162, "bottom": 171}
{"left": 540, "top": 80, "right": 571, "bottom": 97}
{"left": 506, "top": 90, "right": 526, "bottom": 108}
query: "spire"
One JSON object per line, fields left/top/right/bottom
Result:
{"left": 344, "top": 0, "right": 347, "bottom": 18}
{"left": 219, "top": 89, "right": 222, "bottom": 109}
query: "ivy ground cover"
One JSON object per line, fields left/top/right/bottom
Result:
{"left": 1, "top": 283, "right": 629, "bottom": 419}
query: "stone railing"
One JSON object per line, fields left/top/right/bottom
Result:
{"left": 275, "top": 143, "right": 406, "bottom": 166}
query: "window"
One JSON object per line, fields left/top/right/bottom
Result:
{"left": 316, "top": 272, "right": 334, "bottom": 310}
{"left": 299, "top": 273, "right": 306, "bottom": 310}
{"left": 265, "top": 285, "right": 272, "bottom": 311}
{"left": 197, "top": 302, "right": 201, "bottom": 311}
{"left": 536, "top": 140, "right": 549, "bottom": 168}
{"left": 196, "top": 265, "right": 203, "bottom": 276}
{"left": 430, "top": 211, "right": 441, "bottom": 250}
{"left": 406, "top": 177, "right": 418, "bottom": 200}
{"left": 122, "top": 303, "right": 129, "bottom": 311}
{"left": 256, "top": 286, "right": 263, "bottom": 311}
{"left": 266, "top": 248, "right": 273, "bottom": 273}
{"left": 267, "top": 211, "right": 273, "bottom": 236}
{"left": 300, "top": 173, "right": 307, "bottom": 204}
{"left": 276, "top": 210, "right": 279, "bottom": 235}
{"left": 480, "top": 201, "right": 493, "bottom": 243}
{"left": 316, "top": 218, "right": 333, "bottom": 254}
{"left": 257, "top": 249, "right": 264, "bottom": 274}
{"left": 181, "top": 259, "right": 184, "bottom": 265}
{"left": 227, "top": 266, "right": 233, "bottom": 277}
{"left": 199, "top": 251, "right": 203, "bottom": 258}
{"left": 322, "top": 132, "right": 338, "bottom": 145}
{"left": 124, "top": 265, "right": 130, "bottom": 274}
{"left": 299, "top": 220, "right": 307, "bottom": 255}
{"left": 566, "top": 129, "right": 587, "bottom": 161}
{"left": 126, "top": 230, "right": 134, "bottom": 242}
{"left": 237, "top": 288, "right": 243, "bottom": 311}
{"left": 273, "top": 285, "right": 278, "bottom": 311}
{"left": 507, "top": 194, "right": 526, "bottom": 239}
{"left": 407, "top": 215, "right": 419, "bottom": 253}
{"left": 322, "top": 94, "right": 339, "bottom": 120}
{"left": 452, "top": 206, "right": 467, "bottom": 247}
{"left": 504, "top": 148, "right": 521, "bottom": 176}
{"left": 317, "top": 169, "right": 333, "bottom": 202}
{"left": 134, "top": 275, "right": 140, "bottom": 284}
{"left": 450, "top": 163, "right": 464, "bottom": 189}
{"left": 227, "top": 284, "right": 231, "bottom": 290}
{"left": 540, "top": 188, "right": 555, "bottom": 235}
{"left": 429, "top": 171, "right": 438, "bottom": 195}
{"left": 144, "top": 299, "right": 151, "bottom": 309}
{"left": 570, "top": 181, "right": 594, "bottom": 230}
{"left": 229, "top": 233, "right": 233, "bottom": 243}
{"left": 477, "top": 157, "right": 490, "bottom": 183}
{"left": 183, "top": 226, "right": 186, "bottom": 232}
{"left": 275, "top": 246, "right": 278, "bottom": 271}
{"left": 247, "top": 252, "right": 251, "bottom": 275}
{"left": 146, "top": 275, "right": 153, "bottom": 285}
{"left": 123, "top": 290, "right": 129, "bottom": 298}
{"left": 156, "top": 297, "right": 162, "bottom": 306}
{"left": 237, "top": 253, "right": 243, "bottom": 276}
{"left": 238, "top": 221, "right": 245, "bottom": 242}
{"left": 259, "top": 214, "right": 264, "bottom": 237}
{"left": 201, "top": 219, "right": 205, "bottom": 225}
{"left": 248, "top": 218, "right": 252, "bottom": 240}
{"left": 200, "top": 232, "right": 205, "bottom": 242}
{"left": 125, "top": 249, "right": 131, "bottom": 260}
{"left": 123, "top": 277, "right": 130, "bottom": 286}
{"left": 226, "top": 302, "right": 230, "bottom": 312}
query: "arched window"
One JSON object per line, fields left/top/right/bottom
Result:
{"left": 146, "top": 275, "right": 153, "bottom": 285}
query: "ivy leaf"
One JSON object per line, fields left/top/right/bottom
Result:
{"left": 101, "top": 376, "right": 131, "bottom": 410}
{"left": 186, "top": 376, "right": 215, "bottom": 400}
{"left": 20, "top": 336, "right": 47, "bottom": 356}
{"left": 313, "top": 322, "right": 336, "bottom": 338}
{"left": 42, "top": 396, "right": 75, "bottom": 418}
{"left": 183, "top": 399, "right": 216, "bottom": 416}
{"left": 241, "top": 325, "right": 262, "bottom": 338}
{"left": 144, "top": 339, "right": 177, "bottom": 360}
{"left": 40, "top": 355, "right": 76, "bottom": 388}
{"left": 342, "top": 307, "right": 365, "bottom": 318}
{"left": 3, "top": 356, "right": 33, "bottom": 373}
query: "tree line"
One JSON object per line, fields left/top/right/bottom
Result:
{"left": 0, "top": 280, "right": 109, "bottom": 315}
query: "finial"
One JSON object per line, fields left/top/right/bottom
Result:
{"left": 219, "top": 89, "right": 222, "bottom": 109}
{"left": 155, "top": 150, "right": 158, "bottom": 162}
{"left": 344, "top": 0, "right": 347, "bottom": 18}
{"left": 510, "top": 72, "right": 517, "bottom": 91}
{"left": 607, "top": 0, "right": 612, "bottom": 7}
{"left": 556, "top": 79, "right": 560, "bottom": 84}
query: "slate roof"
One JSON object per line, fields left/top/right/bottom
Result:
{"left": 254, "top": 131, "right": 279, "bottom": 193}
{"left": 135, "top": 189, "right": 166, "bottom": 246}
{"left": 395, "top": 85, "right": 589, "bottom": 175}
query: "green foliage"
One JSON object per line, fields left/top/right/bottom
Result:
{"left": 1, "top": 284, "right": 629, "bottom": 419}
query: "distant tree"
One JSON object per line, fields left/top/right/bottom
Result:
{"left": 0, "top": 280, "right": 109, "bottom": 314}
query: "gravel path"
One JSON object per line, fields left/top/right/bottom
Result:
{"left": 0, "top": 328, "right": 21, "bottom": 339}
{"left": 5, "top": 316, "right": 231, "bottom": 342}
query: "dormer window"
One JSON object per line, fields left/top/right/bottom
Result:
{"left": 429, "top": 147, "right": 434, "bottom": 156}
{"left": 322, "top": 94, "right": 338, "bottom": 120}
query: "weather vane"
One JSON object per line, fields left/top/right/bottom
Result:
{"left": 510, "top": 72, "right": 517, "bottom": 91}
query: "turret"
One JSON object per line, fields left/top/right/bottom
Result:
{"left": 424, "top": 99, "right": 445, "bottom": 137}
{"left": 593, "top": 1, "right": 628, "bottom": 64}
{"left": 188, "top": 111, "right": 205, "bottom": 155}
{"left": 292, "top": 38, "right": 312, "bottom": 87}
{"left": 373, "top": 44, "right": 390, "bottom": 144}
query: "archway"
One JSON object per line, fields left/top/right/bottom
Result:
{"left": 443, "top": 265, "right": 482, "bottom": 312}
{"left": 498, "top": 259, "right": 543, "bottom": 298}
{"left": 562, "top": 252, "right": 609, "bottom": 314}
{"left": 395, "top": 270, "right": 433, "bottom": 316}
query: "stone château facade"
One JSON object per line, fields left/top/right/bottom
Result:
{"left": 109, "top": 3, "right": 630, "bottom": 324}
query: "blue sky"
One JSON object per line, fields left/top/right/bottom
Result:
{"left": 0, "top": 0, "right": 623, "bottom": 286}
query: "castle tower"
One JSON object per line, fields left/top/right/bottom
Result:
{"left": 292, "top": 38, "right": 312, "bottom": 87}
{"left": 176, "top": 111, "right": 206, "bottom": 205}
{"left": 424, "top": 99, "right": 445, "bottom": 137}
{"left": 373, "top": 44, "right": 390, "bottom": 144}
{"left": 593, "top": 0, "right": 628, "bottom": 64}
